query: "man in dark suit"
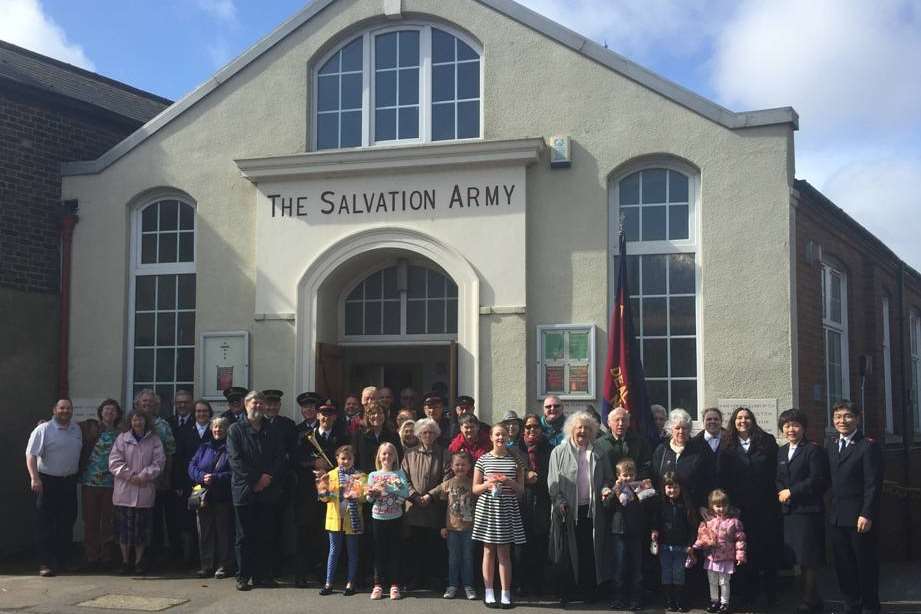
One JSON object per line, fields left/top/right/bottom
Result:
{"left": 292, "top": 392, "right": 325, "bottom": 586}
{"left": 169, "top": 389, "right": 199, "bottom": 563}
{"left": 262, "top": 389, "right": 298, "bottom": 580}
{"left": 827, "top": 401, "right": 883, "bottom": 614}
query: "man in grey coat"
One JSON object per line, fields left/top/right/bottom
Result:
{"left": 547, "top": 410, "right": 612, "bottom": 606}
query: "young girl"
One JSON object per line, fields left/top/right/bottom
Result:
{"left": 472, "top": 424, "right": 526, "bottom": 608}
{"left": 430, "top": 451, "right": 478, "bottom": 601}
{"left": 693, "top": 489, "right": 746, "bottom": 613}
{"left": 652, "top": 472, "right": 697, "bottom": 613}
{"left": 365, "top": 442, "right": 410, "bottom": 601}
{"left": 317, "top": 445, "right": 367, "bottom": 596}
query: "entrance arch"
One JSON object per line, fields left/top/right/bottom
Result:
{"left": 296, "top": 227, "right": 479, "bottom": 403}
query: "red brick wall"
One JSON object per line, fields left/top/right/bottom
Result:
{"left": 794, "top": 182, "right": 921, "bottom": 560}
{"left": 0, "top": 85, "right": 141, "bottom": 293}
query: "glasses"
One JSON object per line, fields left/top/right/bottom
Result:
{"left": 544, "top": 404, "right": 561, "bottom": 409}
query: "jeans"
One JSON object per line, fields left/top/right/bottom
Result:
{"left": 611, "top": 533, "right": 643, "bottom": 598}
{"left": 659, "top": 544, "right": 686, "bottom": 585}
{"left": 447, "top": 528, "right": 474, "bottom": 588}
{"left": 327, "top": 532, "right": 360, "bottom": 585}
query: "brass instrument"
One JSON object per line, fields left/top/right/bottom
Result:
{"left": 305, "top": 429, "right": 334, "bottom": 470}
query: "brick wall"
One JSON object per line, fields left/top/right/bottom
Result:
{"left": 0, "top": 85, "right": 140, "bottom": 293}
{"left": 794, "top": 181, "right": 921, "bottom": 560}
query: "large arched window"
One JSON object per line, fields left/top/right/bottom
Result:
{"left": 611, "top": 162, "right": 699, "bottom": 417}
{"left": 342, "top": 262, "right": 457, "bottom": 340}
{"left": 314, "top": 24, "right": 481, "bottom": 150}
{"left": 129, "top": 197, "right": 196, "bottom": 412}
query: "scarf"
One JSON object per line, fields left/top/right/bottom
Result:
{"left": 526, "top": 443, "right": 539, "bottom": 473}
{"left": 338, "top": 467, "right": 361, "bottom": 532}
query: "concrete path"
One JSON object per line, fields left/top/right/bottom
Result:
{"left": 1, "top": 563, "right": 919, "bottom": 613}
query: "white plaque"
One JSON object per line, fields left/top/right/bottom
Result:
{"left": 717, "top": 398, "right": 779, "bottom": 438}
{"left": 200, "top": 331, "right": 250, "bottom": 400}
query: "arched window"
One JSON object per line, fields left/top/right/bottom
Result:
{"left": 342, "top": 263, "right": 457, "bottom": 339}
{"left": 129, "top": 198, "right": 196, "bottom": 411}
{"left": 314, "top": 24, "right": 481, "bottom": 150}
{"left": 611, "top": 163, "right": 699, "bottom": 417}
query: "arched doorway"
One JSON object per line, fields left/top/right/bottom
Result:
{"left": 296, "top": 227, "right": 479, "bottom": 407}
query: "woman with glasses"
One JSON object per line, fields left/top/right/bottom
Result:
{"left": 515, "top": 414, "right": 552, "bottom": 597}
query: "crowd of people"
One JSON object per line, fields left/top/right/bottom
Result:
{"left": 25, "top": 388, "right": 883, "bottom": 614}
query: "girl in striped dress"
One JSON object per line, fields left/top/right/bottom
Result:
{"left": 472, "top": 424, "right": 526, "bottom": 608}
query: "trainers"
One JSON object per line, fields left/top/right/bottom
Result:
{"left": 443, "top": 586, "right": 457, "bottom": 599}
{"left": 465, "top": 586, "right": 477, "bottom": 600}
{"left": 389, "top": 585, "right": 401, "bottom": 600}
{"left": 371, "top": 585, "right": 384, "bottom": 600}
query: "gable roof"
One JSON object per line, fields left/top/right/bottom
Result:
{"left": 0, "top": 39, "right": 171, "bottom": 124}
{"left": 61, "top": 0, "right": 798, "bottom": 176}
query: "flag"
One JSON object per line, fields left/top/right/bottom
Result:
{"left": 603, "top": 231, "right": 657, "bottom": 443}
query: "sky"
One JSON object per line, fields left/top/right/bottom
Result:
{"left": 2, "top": 0, "right": 919, "bottom": 269}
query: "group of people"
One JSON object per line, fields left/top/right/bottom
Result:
{"left": 25, "top": 387, "right": 882, "bottom": 614}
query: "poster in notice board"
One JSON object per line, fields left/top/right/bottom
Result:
{"left": 545, "top": 365, "right": 564, "bottom": 392}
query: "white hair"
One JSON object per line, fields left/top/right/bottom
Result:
{"left": 414, "top": 417, "right": 441, "bottom": 438}
{"left": 667, "top": 408, "right": 693, "bottom": 431}
{"left": 562, "top": 410, "right": 600, "bottom": 441}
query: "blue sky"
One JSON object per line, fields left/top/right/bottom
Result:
{"left": 3, "top": 0, "right": 920, "bottom": 269}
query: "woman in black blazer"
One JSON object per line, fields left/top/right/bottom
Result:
{"left": 776, "top": 408, "right": 830, "bottom": 613}
{"left": 723, "top": 406, "right": 782, "bottom": 608}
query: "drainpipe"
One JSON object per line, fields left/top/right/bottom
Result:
{"left": 896, "top": 261, "right": 912, "bottom": 559}
{"left": 58, "top": 200, "right": 79, "bottom": 397}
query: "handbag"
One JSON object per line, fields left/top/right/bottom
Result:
{"left": 187, "top": 484, "right": 208, "bottom": 510}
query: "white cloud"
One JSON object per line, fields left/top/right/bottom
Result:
{"left": 197, "top": 0, "right": 237, "bottom": 24}
{"left": 516, "top": 0, "right": 733, "bottom": 62}
{"left": 0, "top": 0, "right": 94, "bottom": 70}
{"left": 712, "top": 0, "right": 921, "bottom": 138}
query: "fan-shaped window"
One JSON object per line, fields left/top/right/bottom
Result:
{"left": 344, "top": 263, "right": 457, "bottom": 338}
{"left": 315, "top": 25, "right": 481, "bottom": 150}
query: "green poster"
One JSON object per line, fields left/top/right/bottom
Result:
{"left": 544, "top": 332, "right": 564, "bottom": 360}
{"left": 569, "top": 332, "right": 589, "bottom": 360}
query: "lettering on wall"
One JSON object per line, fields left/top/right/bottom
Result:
{"left": 267, "top": 184, "right": 517, "bottom": 218}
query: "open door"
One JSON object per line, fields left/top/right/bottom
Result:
{"left": 449, "top": 340, "right": 458, "bottom": 409}
{"left": 315, "top": 342, "right": 344, "bottom": 403}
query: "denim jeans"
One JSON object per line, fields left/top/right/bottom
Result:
{"left": 659, "top": 544, "right": 686, "bottom": 585}
{"left": 611, "top": 533, "right": 643, "bottom": 597}
{"left": 446, "top": 529, "right": 474, "bottom": 588}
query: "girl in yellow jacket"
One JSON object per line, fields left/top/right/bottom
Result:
{"left": 317, "top": 444, "right": 367, "bottom": 596}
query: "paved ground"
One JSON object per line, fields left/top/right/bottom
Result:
{"left": 1, "top": 563, "right": 919, "bottom": 613}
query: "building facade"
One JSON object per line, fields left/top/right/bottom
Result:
{"left": 57, "top": 0, "right": 916, "bottom": 558}
{"left": 0, "top": 40, "right": 169, "bottom": 554}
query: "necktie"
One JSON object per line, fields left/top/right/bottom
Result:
{"left": 838, "top": 438, "right": 844, "bottom": 453}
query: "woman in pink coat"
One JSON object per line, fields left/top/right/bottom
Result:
{"left": 108, "top": 411, "right": 165, "bottom": 575}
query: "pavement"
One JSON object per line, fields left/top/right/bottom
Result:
{"left": 1, "top": 562, "right": 920, "bottom": 614}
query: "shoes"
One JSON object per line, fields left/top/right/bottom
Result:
{"left": 343, "top": 585, "right": 356, "bottom": 596}
{"left": 133, "top": 563, "right": 147, "bottom": 575}
{"left": 608, "top": 598, "right": 626, "bottom": 610}
{"left": 629, "top": 599, "right": 643, "bottom": 611}
{"left": 236, "top": 578, "right": 251, "bottom": 591}
{"left": 319, "top": 585, "right": 333, "bottom": 596}
{"left": 718, "top": 603, "right": 731, "bottom": 613}
{"left": 371, "top": 585, "right": 384, "bottom": 600}
{"left": 196, "top": 568, "right": 212, "bottom": 578}
{"left": 444, "top": 586, "right": 457, "bottom": 599}
{"left": 465, "top": 586, "right": 478, "bottom": 600}
{"left": 214, "top": 568, "right": 229, "bottom": 580}
{"left": 390, "top": 585, "right": 401, "bottom": 600}
{"left": 485, "top": 601, "right": 499, "bottom": 609}
{"left": 707, "top": 601, "right": 721, "bottom": 613}
{"left": 38, "top": 566, "right": 55, "bottom": 578}
{"left": 500, "top": 602, "right": 513, "bottom": 610}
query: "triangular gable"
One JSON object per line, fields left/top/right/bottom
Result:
{"left": 62, "top": 0, "right": 797, "bottom": 176}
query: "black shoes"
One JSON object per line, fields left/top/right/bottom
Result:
{"left": 236, "top": 578, "right": 251, "bottom": 591}
{"left": 707, "top": 601, "right": 721, "bottom": 613}
{"left": 319, "top": 585, "right": 334, "bottom": 596}
{"left": 343, "top": 586, "right": 356, "bottom": 596}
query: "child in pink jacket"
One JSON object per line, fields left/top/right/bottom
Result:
{"left": 693, "top": 489, "right": 746, "bottom": 613}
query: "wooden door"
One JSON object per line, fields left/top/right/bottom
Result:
{"left": 315, "top": 342, "right": 344, "bottom": 403}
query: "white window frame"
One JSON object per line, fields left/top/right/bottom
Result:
{"left": 911, "top": 310, "right": 921, "bottom": 432}
{"left": 882, "top": 296, "right": 894, "bottom": 434}
{"left": 126, "top": 194, "right": 197, "bottom": 409}
{"left": 536, "top": 324, "right": 597, "bottom": 401}
{"left": 821, "top": 261, "right": 849, "bottom": 429}
{"left": 337, "top": 259, "right": 458, "bottom": 346}
{"left": 311, "top": 22, "right": 483, "bottom": 150}
{"left": 610, "top": 159, "right": 702, "bottom": 418}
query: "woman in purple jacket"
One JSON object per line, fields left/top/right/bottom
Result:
{"left": 109, "top": 411, "right": 165, "bottom": 575}
{"left": 188, "top": 416, "right": 234, "bottom": 578}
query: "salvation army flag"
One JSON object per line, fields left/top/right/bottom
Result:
{"left": 602, "top": 232, "right": 657, "bottom": 443}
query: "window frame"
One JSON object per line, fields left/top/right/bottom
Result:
{"left": 311, "top": 22, "right": 483, "bottom": 151}
{"left": 126, "top": 195, "right": 197, "bottom": 411}
{"left": 536, "top": 324, "right": 597, "bottom": 401}
{"left": 610, "top": 160, "right": 702, "bottom": 418}
{"left": 337, "top": 260, "right": 458, "bottom": 345}
{"left": 882, "top": 296, "right": 894, "bottom": 434}
{"left": 911, "top": 310, "right": 921, "bottom": 432}
{"left": 821, "top": 260, "right": 850, "bottom": 429}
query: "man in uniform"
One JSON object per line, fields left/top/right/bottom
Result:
{"left": 828, "top": 401, "right": 883, "bottom": 614}
{"left": 292, "top": 392, "right": 324, "bottom": 586}
{"left": 447, "top": 395, "right": 489, "bottom": 440}
{"left": 221, "top": 387, "right": 248, "bottom": 423}
{"left": 25, "top": 398, "right": 82, "bottom": 577}
{"left": 169, "top": 389, "right": 198, "bottom": 564}
{"left": 262, "top": 389, "right": 298, "bottom": 580}
{"left": 422, "top": 391, "right": 451, "bottom": 447}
